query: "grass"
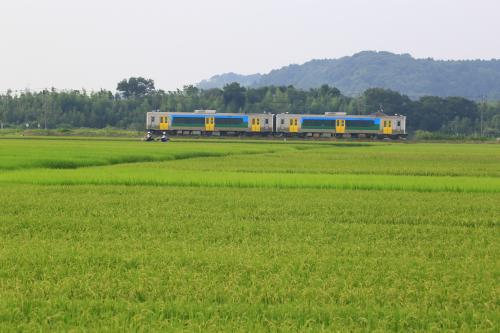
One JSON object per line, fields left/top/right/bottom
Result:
{"left": 0, "top": 127, "right": 144, "bottom": 137}
{"left": 0, "top": 137, "right": 498, "bottom": 331}
{"left": 0, "top": 138, "right": 298, "bottom": 170}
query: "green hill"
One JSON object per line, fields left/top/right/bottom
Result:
{"left": 198, "top": 51, "right": 500, "bottom": 100}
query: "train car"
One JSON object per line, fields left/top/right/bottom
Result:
{"left": 146, "top": 110, "right": 274, "bottom": 136}
{"left": 275, "top": 112, "right": 406, "bottom": 138}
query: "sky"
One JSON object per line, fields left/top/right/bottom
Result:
{"left": 0, "top": 0, "right": 499, "bottom": 92}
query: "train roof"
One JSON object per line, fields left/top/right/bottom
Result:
{"left": 146, "top": 111, "right": 272, "bottom": 116}
{"left": 146, "top": 111, "right": 405, "bottom": 118}
{"left": 277, "top": 113, "right": 405, "bottom": 119}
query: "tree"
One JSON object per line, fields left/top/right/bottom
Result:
{"left": 117, "top": 77, "right": 156, "bottom": 98}
{"left": 183, "top": 85, "right": 200, "bottom": 97}
{"left": 222, "top": 82, "right": 246, "bottom": 112}
{"left": 361, "top": 88, "right": 413, "bottom": 115}
{"left": 318, "top": 84, "right": 341, "bottom": 98}
{"left": 444, "top": 117, "right": 473, "bottom": 135}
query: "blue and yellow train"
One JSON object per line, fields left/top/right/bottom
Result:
{"left": 146, "top": 110, "right": 406, "bottom": 138}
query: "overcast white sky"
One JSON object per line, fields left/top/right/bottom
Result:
{"left": 0, "top": 0, "right": 499, "bottom": 92}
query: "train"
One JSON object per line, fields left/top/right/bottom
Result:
{"left": 146, "top": 110, "right": 407, "bottom": 139}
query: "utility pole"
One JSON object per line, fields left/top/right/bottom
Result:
{"left": 0, "top": 94, "right": 4, "bottom": 130}
{"left": 481, "top": 95, "right": 486, "bottom": 137}
{"left": 43, "top": 90, "right": 48, "bottom": 130}
{"left": 44, "top": 96, "right": 48, "bottom": 130}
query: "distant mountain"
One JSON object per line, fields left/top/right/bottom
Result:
{"left": 198, "top": 72, "right": 262, "bottom": 90}
{"left": 197, "top": 51, "right": 500, "bottom": 99}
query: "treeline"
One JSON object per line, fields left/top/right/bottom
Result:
{"left": 1, "top": 79, "right": 499, "bottom": 136}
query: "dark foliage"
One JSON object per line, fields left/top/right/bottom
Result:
{"left": 117, "top": 77, "right": 156, "bottom": 98}
{"left": 1, "top": 81, "right": 499, "bottom": 136}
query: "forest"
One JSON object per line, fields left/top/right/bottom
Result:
{"left": 1, "top": 77, "right": 499, "bottom": 137}
{"left": 199, "top": 51, "right": 500, "bottom": 99}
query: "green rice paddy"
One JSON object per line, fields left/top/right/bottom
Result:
{"left": 0, "top": 137, "right": 498, "bottom": 331}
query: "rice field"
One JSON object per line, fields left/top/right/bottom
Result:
{"left": 0, "top": 137, "right": 498, "bottom": 331}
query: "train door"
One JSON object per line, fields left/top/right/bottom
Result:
{"left": 289, "top": 118, "right": 298, "bottom": 133}
{"left": 383, "top": 120, "right": 392, "bottom": 134}
{"left": 159, "top": 116, "right": 169, "bottom": 130}
{"left": 336, "top": 119, "right": 345, "bottom": 134}
{"left": 251, "top": 118, "right": 261, "bottom": 132}
{"left": 205, "top": 116, "right": 214, "bottom": 131}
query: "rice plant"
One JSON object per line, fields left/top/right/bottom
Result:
{"left": 0, "top": 137, "right": 498, "bottom": 331}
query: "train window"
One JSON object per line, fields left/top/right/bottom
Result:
{"left": 281, "top": 119, "right": 284, "bottom": 125}
{"left": 216, "top": 117, "right": 244, "bottom": 126}
{"left": 257, "top": 118, "right": 260, "bottom": 125}
{"left": 397, "top": 121, "right": 401, "bottom": 127}
{"left": 294, "top": 119, "right": 298, "bottom": 125}
{"left": 151, "top": 116, "right": 155, "bottom": 123}
{"left": 172, "top": 117, "right": 205, "bottom": 126}
{"left": 302, "top": 119, "right": 335, "bottom": 128}
{"left": 290, "top": 119, "right": 293, "bottom": 125}
{"left": 252, "top": 119, "right": 255, "bottom": 125}
{"left": 345, "top": 119, "right": 378, "bottom": 130}
{"left": 265, "top": 119, "right": 269, "bottom": 125}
